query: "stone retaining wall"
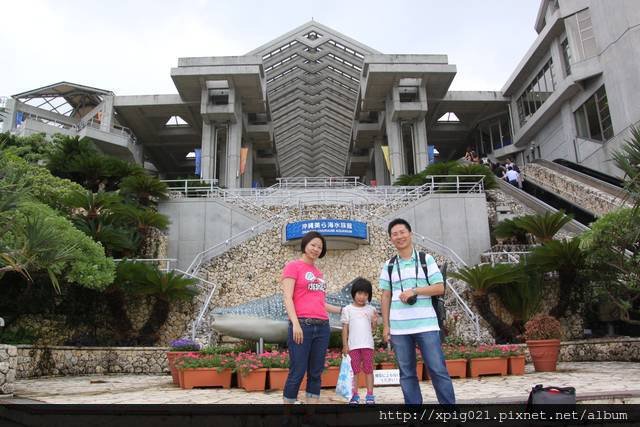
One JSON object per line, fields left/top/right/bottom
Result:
{"left": 11, "top": 338, "right": 640, "bottom": 379}
{"left": 15, "top": 346, "right": 169, "bottom": 379}
{"left": 0, "top": 345, "right": 17, "bottom": 394}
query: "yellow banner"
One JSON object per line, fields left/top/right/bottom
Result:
{"left": 239, "top": 147, "right": 248, "bottom": 175}
{"left": 381, "top": 145, "right": 392, "bottom": 174}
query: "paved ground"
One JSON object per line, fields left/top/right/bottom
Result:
{"left": 4, "top": 362, "right": 640, "bottom": 405}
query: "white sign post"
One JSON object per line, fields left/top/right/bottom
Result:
{"left": 373, "top": 369, "right": 400, "bottom": 385}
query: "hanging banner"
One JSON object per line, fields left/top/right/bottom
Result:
{"left": 381, "top": 145, "right": 392, "bottom": 174}
{"left": 194, "top": 148, "right": 202, "bottom": 176}
{"left": 239, "top": 147, "right": 248, "bottom": 175}
{"left": 427, "top": 145, "right": 435, "bottom": 164}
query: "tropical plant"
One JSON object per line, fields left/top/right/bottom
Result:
{"left": 119, "top": 174, "right": 169, "bottom": 207}
{"left": 512, "top": 211, "right": 573, "bottom": 243}
{"left": 527, "top": 238, "right": 587, "bottom": 318}
{"left": 45, "top": 135, "right": 96, "bottom": 180}
{"left": 451, "top": 163, "right": 497, "bottom": 189}
{"left": 450, "top": 263, "right": 527, "bottom": 342}
{"left": 117, "top": 261, "right": 198, "bottom": 345}
{"left": 581, "top": 208, "right": 640, "bottom": 325}
{"left": 492, "top": 271, "right": 545, "bottom": 326}
{"left": 493, "top": 218, "right": 529, "bottom": 244}
{"left": 612, "top": 125, "right": 640, "bottom": 204}
{"left": 524, "top": 314, "right": 562, "bottom": 340}
{"left": 1, "top": 201, "right": 115, "bottom": 292}
{"left": 0, "top": 132, "right": 55, "bottom": 164}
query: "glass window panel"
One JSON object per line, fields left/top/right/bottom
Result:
{"left": 575, "top": 106, "right": 589, "bottom": 138}
{"left": 491, "top": 122, "right": 501, "bottom": 150}
{"left": 584, "top": 96, "right": 601, "bottom": 140}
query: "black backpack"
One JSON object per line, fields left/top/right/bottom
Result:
{"left": 387, "top": 252, "right": 447, "bottom": 341}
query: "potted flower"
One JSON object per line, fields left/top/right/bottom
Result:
{"left": 321, "top": 351, "right": 342, "bottom": 388}
{"left": 260, "top": 350, "right": 290, "bottom": 390}
{"left": 175, "top": 354, "right": 234, "bottom": 389}
{"left": 524, "top": 314, "right": 562, "bottom": 372}
{"left": 374, "top": 348, "right": 397, "bottom": 369}
{"left": 499, "top": 344, "right": 526, "bottom": 375}
{"left": 167, "top": 338, "right": 200, "bottom": 385}
{"left": 442, "top": 345, "right": 467, "bottom": 378}
{"left": 466, "top": 344, "right": 507, "bottom": 378}
{"left": 235, "top": 352, "right": 268, "bottom": 391}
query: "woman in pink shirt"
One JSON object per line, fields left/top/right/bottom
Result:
{"left": 281, "top": 231, "right": 341, "bottom": 403}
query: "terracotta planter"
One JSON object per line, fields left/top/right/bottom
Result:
{"left": 445, "top": 359, "right": 467, "bottom": 378}
{"left": 416, "top": 362, "right": 424, "bottom": 381}
{"left": 167, "top": 351, "right": 193, "bottom": 385}
{"left": 378, "top": 362, "right": 396, "bottom": 370}
{"left": 237, "top": 368, "right": 268, "bottom": 391}
{"left": 468, "top": 357, "right": 508, "bottom": 378}
{"left": 508, "top": 355, "right": 526, "bottom": 375}
{"left": 178, "top": 368, "right": 232, "bottom": 389}
{"left": 527, "top": 339, "right": 561, "bottom": 372}
{"left": 268, "top": 368, "right": 289, "bottom": 390}
{"left": 321, "top": 366, "right": 340, "bottom": 388}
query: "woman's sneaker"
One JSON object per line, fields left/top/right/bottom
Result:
{"left": 349, "top": 394, "right": 360, "bottom": 405}
{"left": 365, "top": 394, "right": 375, "bottom": 404}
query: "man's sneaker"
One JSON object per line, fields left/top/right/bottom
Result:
{"left": 349, "top": 394, "right": 360, "bottom": 405}
{"left": 365, "top": 394, "right": 375, "bottom": 404}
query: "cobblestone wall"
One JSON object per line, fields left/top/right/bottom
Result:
{"left": 12, "top": 338, "right": 640, "bottom": 379}
{"left": 0, "top": 345, "right": 17, "bottom": 394}
{"left": 523, "top": 164, "right": 629, "bottom": 216}
{"left": 15, "top": 346, "right": 169, "bottom": 379}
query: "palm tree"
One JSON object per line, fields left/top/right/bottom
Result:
{"left": 119, "top": 174, "right": 169, "bottom": 207}
{"left": 513, "top": 211, "right": 573, "bottom": 243}
{"left": 450, "top": 263, "right": 526, "bottom": 342}
{"left": 46, "top": 136, "right": 96, "bottom": 179}
{"left": 613, "top": 125, "right": 640, "bottom": 206}
{"left": 118, "top": 261, "right": 198, "bottom": 345}
{"left": 494, "top": 218, "right": 529, "bottom": 244}
{"left": 527, "top": 238, "right": 586, "bottom": 318}
{"left": 492, "top": 271, "right": 544, "bottom": 331}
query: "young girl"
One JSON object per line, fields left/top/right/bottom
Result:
{"left": 341, "top": 277, "right": 378, "bottom": 404}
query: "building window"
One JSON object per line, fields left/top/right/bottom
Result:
{"left": 477, "top": 115, "right": 512, "bottom": 155}
{"left": 516, "top": 58, "right": 556, "bottom": 126}
{"left": 574, "top": 85, "right": 613, "bottom": 142}
{"left": 561, "top": 38, "right": 572, "bottom": 76}
{"left": 399, "top": 86, "right": 419, "bottom": 103}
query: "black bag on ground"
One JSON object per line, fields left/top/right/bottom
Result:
{"left": 527, "top": 384, "right": 576, "bottom": 405}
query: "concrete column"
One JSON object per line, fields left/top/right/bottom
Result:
{"left": 413, "top": 117, "right": 429, "bottom": 172}
{"left": 2, "top": 98, "right": 17, "bottom": 132}
{"left": 99, "top": 95, "right": 114, "bottom": 132}
{"left": 241, "top": 140, "right": 254, "bottom": 188}
{"left": 384, "top": 104, "right": 404, "bottom": 183}
{"left": 218, "top": 127, "right": 228, "bottom": 187}
{"left": 373, "top": 137, "right": 387, "bottom": 185}
{"left": 225, "top": 122, "right": 242, "bottom": 189}
{"left": 200, "top": 121, "right": 217, "bottom": 180}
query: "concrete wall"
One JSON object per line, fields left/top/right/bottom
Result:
{"left": 385, "top": 193, "right": 491, "bottom": 265}
{"left": 510, "top": 0, "right": 640, "bottom": 178}
{"left": 158, "top": 199, "right": 261, "bottom": 270}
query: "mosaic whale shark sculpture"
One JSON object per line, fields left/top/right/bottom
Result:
{"left": 211, "top": 280, "right": 380, "bottom": 343}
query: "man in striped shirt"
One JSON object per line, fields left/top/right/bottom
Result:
{"left": 379, "top": 218, "right": 455, "bottom": 405}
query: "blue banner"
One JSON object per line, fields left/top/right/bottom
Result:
{"left": 194, "top": 148, "right": 201, "bottom": 176}
{"left": 285, "top": 219, "right": 367, "bottom": 240}
{"left": 427, "top": 145, "right": 435, "bottom": 164}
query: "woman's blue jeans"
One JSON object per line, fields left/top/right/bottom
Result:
{"left": 283, "top": 321, "right": 330, "bottom": 401}
{"left": 391, "top": 330, "right": 456, "bottom": 404}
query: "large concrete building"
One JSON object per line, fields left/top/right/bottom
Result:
{"left": 1, "top": 0, "right": 638, "bottom": 186}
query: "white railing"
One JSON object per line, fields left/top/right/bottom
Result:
{"left": 0, "top": 96, "right": 8, "bottom": 109}
{"left": 481, "top": 251, "right": 531, "bottom": 266}
{"left": 113, "top": 258, "right": 177, "bottom": 272}
{"left": 186, "top": 211, "right": 289, "bottom": 276}
{"left": 21, "top": 112, "right": 76, "bottom": 130}
{"left": 276, "top": 176, "right": 364, "bottom": 188}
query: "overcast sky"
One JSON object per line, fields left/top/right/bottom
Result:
{"left": 1, "top": 0, "right": 542, "bottom": 96}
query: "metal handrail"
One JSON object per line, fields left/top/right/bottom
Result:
{"left": 276, "top": 176, "right": 363, "bottom": 188}
{"left": 113, "top": 258, "right": 177, "bottom": 272}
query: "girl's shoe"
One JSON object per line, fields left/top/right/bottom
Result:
{"left": 349, "top": 394, "right": 360, "bottom": 405}
{"left": 365, "top": 394, "right": 375, "bottom": 404}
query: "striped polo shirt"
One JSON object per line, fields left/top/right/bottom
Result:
{"left": 378, "top": 249, "right": 443, "bottom": 335}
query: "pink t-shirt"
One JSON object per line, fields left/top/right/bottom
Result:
{"left": 281, "top": 259, "right": 328, "bottom": 320}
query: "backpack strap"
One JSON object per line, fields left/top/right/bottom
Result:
{"left": 386, "top": 255, "right": 397, "bottom": 283}
{"left": 418, "top": 251, "right": 431, "bottom": 286}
